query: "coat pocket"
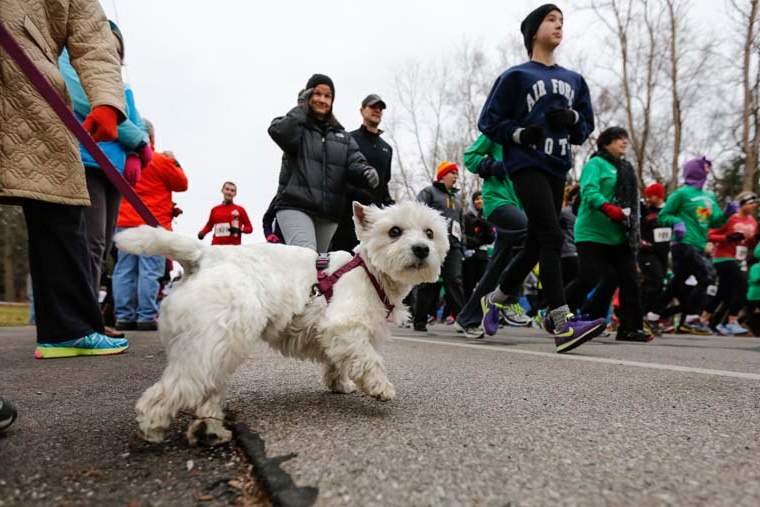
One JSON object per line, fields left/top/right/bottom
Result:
{"left": 23, "top": 16, "right": 56, "bottom": 64}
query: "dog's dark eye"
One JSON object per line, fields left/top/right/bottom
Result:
{"left": 389, "top": 226, "right": 403, "bottom": 238}
{"left": 425, "top": 228, "right": 434, "bottom": 239}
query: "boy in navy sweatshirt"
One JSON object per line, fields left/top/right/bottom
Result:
{"left": 477, "top": 4, "right": 605, "bottom": 353}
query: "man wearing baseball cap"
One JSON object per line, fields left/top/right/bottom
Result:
{"left": 331, "top": 94, "right": 395, "bottom": 251}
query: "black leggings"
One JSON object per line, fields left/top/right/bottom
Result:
{"left": 496, "top": 169, "right": 566, "bottom": 309}
{"left": 671, "top": 243, "right": 717, "bottom": 316}
{"left": 706, "top": 260, "right": 747, "bottom": 319}
{"left": 639, "top": 250, "right": 669, "bottom": 315}
{"left": 565, "top": 241, "right": 643, "bottom": 331}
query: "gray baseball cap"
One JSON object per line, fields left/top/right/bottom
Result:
{"left": 361, "top": 94, "right": 387, "bottom": 109}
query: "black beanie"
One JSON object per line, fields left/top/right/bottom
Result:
{"left": 305, "top": 73, "right": 335, "bottom": 99}
{"left": 520, "top": 4, "right": 562, "bottom": 56}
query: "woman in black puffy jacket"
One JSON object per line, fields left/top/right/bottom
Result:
{"left": 268, "top": 73, "right": 379, "bottom": 252}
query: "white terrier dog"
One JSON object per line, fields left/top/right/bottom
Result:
{"left": 115, "top": 202, "right": 449, "bottom": 445}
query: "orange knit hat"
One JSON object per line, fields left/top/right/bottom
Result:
{"left": 436, "top": 161, "right": 459, "bottom": 181}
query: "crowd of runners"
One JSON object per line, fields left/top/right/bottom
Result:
{"left": 1, "top": 1, "right": 759, "bottom": 434}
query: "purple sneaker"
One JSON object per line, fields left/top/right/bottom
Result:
{"left": 480, "top": 296, "right": 501, "bottom": 336}
{"left": 553, "top": 315, "right": 606, "bottom": 353}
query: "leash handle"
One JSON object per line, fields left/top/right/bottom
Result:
{"left": 0, "top": 22, "right": 159, "bottom": 227}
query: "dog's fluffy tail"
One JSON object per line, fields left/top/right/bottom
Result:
{"left": 115, "top": 226, "right": 204, "bottom": 272}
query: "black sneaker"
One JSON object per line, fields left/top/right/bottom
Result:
{"left": 136, "top": 320, "right": 159, "bottom": 331}
{"left": 114, "top": 320, "right": 137, "bottom": 331}
{"left": 413, "top": 323, "right": 428, "bottom": 333}
{"left": 616, "top": 329, "right": 655, "bottom": 342}
{"left": 0, "top": 398, "right": 17, "bottom": 433}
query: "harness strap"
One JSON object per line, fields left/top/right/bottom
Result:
{"left": 314, "top": 255, "right": 395, "bottom": 317}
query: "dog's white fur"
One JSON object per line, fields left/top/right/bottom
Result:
{"left": 115, "top": 201, "right": 448, "bottom": 445}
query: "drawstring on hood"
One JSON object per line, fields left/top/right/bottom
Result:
{"left": 683, "top": 156, "right": 710, "bottom": 189}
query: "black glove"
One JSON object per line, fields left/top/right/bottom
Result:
{"left": 545, "top": 107, "right": 577, "bottom": 130}
{"left": 197, "top": 232, "right": 205, "bottom": 240}
{"left": 230, "top": 227, "right": 241, "bottom": 236}
{"left": 476, "top": 157, "right": 506, "bottom": 181}
{"left": 727, "top": 232, "right": 745, "bottom": 242}
{"left": 297, "top": 88, "right": 313, "bottom": 108}
{"left": 518, "top": 124, "right": 544, "bottom": 146}
{"left": 363, "top": 167, "right": 379, "bottom": 189}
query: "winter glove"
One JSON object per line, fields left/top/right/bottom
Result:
{"left": 82, "top": 105, "right": 120, "bottom": 142}
{"left": 172, "top": 206, "right": 183, "bottom": 218}
{"left": 123, "top": 155, "right": 142, "bottom": 187}
{"left": 298, "top": 88, "right": 313, "bottom": 108}
{"left": 476, "top": 157, "right": 506, "bottom": 181}
{"left": 727, "top": 231, "right": 746, "bottom": 242}
{"left": 197, "top": 232, "right": 205, "bottom": 240}
{"left": 364, "top": 167, "right": 380, "bottom": 189}
{"left": 516, "top": 124, "right": 544, "bottom": 146}
{"left": 601, "top": 202, "right": 626, "bottom": 223}
{"left": 266, "top": 234, "right": 281, "bottom": 244}
{"left": 138, "top": 143, "right": 154, "bottom": 169}
{"left": 724, "top": 201, "right": 739, "bottom": 217}
{"left": 545, "top": 107, "right": 578, "bottom": 130}
{"left": 673, "top": 222, "right": 686, "bottom": 241}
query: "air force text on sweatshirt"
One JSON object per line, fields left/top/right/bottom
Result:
{"left": 478, "top": 61, "right": 594, "bottom": 178}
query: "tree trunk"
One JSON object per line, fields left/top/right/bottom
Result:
{"left": 3, "top": 218, "right": 15, "bottom": 302}
{"left": 741, "top": 0, "right": 760, "bottom": 191}
{"left": 667, "top": 0, "right": 683, "bottom": 191}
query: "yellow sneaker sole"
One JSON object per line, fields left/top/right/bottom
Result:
{"left": 34, "top": 346, "right": 128, "bottom": 359}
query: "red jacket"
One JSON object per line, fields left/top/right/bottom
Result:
{"left": 199, "top": 203, "right": 253, "bottom": 245}
{"left": 708, "top": 213, "right": 757, "bottom": 261}
{"left": 117, "top": 151, "right": 188, "bottom": 230}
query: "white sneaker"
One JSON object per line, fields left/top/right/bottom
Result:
{"left": 454, "top": 321, "right": 484, "bottom": 339}
{"left": 500, "top": 302, "right": 532, "bottom": 327}
{"left": 723, "top": 322, "right": 749, "bottom": 335}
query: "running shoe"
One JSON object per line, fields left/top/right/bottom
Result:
{"left": 500, "top": 302, "right": 532, "bottom": 327}
{"left": 481, "top": 296, "right": 502, "bottom": 336}
{"left": 34, "top": 332, "right": 129, "bottom": 359}
{"left": 454, "top": 321, "right": 484, "bottom": 339}
{"left": 553, "top": 314, "right": 607, "bottom": 354}
{"left": 616, "top": 329, "right": 655, "bottom": 342}
{"left": 643, "top": 319, "right": 662, "bottom": 337}
{"left": 714, "top": 324, "right": 732, "bottom": 336}
{"left": 677, "top": 320, "right": 713, "bottom": 336}
{"left": 723, "top": 322, "right": 749, "bottom": 335}
{"left": 0, "top": 398, "right": 17, "bottom": 432}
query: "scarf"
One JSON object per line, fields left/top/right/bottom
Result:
{"left": 594, "top": 150, "right": 640, "bottom": 253}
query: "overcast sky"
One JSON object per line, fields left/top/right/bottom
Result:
{"left": 100, "top": 0, "right": 723, "bottom": 242}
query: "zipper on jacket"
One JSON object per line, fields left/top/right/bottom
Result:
{"left": 321, "top": 136, "right": 327, "bottom": 217}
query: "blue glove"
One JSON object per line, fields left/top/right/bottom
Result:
{"left": 673, "top": 222, "right": 686, "bottom": 241}
{"left": 724, "top": 201, "right": 739, "bottom": 216}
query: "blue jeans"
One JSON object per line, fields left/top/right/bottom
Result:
{"left": 113, "top": 228, "right": 165, "bottom": 323}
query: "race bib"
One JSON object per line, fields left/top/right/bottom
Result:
{"left": 653, "top": 227, "right": 672, "bottom": 243}
{"left": 736, "top": 245, "right": 748, "bottom": 261}
{"left": 213, "top": 222, "right": 231, "bottom": 237}
{"left": 451, "top": 221, "right": 462, "bottom": 242}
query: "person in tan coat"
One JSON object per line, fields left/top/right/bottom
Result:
{"left": 0, "top": 0, "right": 130, "bottom": 361}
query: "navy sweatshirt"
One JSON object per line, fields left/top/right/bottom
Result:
{"left": 478, "top": 61, "right": 594, "bottom": 178}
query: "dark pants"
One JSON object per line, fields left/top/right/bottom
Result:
{"left": 414, "top": 241, "right": 464, "bottom": 325}
{"left": 330, "top": 216, "right": 359, "bottom": 253}
{"left": 639, "top": 250, "right": 668, "bottom": 316}
{"left": 565, "top": 242, "right": 643, "bottom": 331}
{"left": 463, "top": 254, "right": 488, "bottom": 301}
{"left": 496, "top": 169, "right": 566, "bottom": 309}
{"left": 22, "top": 200, "right": 105, "bottom": 343}
{"left": 706, "top": 260, "right": 747, "bottom": 320}
{"left": 83, "top": 169, "right": 122, "bottom": 295}
{"left": 457, "top": 204, "right": 528, "bottom": 328}
{"left": 561, "top": 256, "right": 579, "bottom": 290}
{"left": 671, "top": 243, "right": 717, "bottom": 317}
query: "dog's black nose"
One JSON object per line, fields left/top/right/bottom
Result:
{"left": 412, "top": 244, "right": 430, "bottom": 260}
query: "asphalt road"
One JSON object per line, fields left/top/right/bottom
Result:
{"left": 2, "top": 324, "right": 759, "bottom": 506}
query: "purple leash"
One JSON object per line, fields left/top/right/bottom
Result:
{"left": 0, "top": 22, "right": 159, "bottom": 227}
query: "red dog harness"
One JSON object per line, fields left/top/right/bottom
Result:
{"left": 313, "top": 254, "right": 395, "bottom": 317}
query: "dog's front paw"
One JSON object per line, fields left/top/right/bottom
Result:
{"left": 137, "top": 426, "right": 166, "bottom": 444}
{"left": 373, "top": 381, "right": 396, "bottom": 401}
{"left": 360, "top": 372, "right": 396, "bottom": 401}
{"left": 328, "top": 377, "right": 357, "bottom": 395}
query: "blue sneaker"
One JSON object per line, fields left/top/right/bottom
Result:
{"left": 35, "top": 332, "right": 129, "bottom": 359}
{"left": 722, "top": 322, "right": 749, "bottom": 335}
{"left": 553, "top": 314, "right": 606, "bottom": 353}
{"left": 480, "top": 296, "right": 502, "bottom": 336}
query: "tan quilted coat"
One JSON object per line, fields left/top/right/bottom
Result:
{"left": 0, "top": 0, "right": 126, "bottom": 206}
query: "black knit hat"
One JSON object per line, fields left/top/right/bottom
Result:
{"left": 520, "top": 4, "right": 562, "bottom": 56}
{"left": 305, "top": 73, "right": 335, "bottom": 98}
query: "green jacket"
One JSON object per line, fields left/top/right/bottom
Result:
{"left": 657, "top": 185, "right": 727, "bottom": 251}
{"left": 574, "top": 155, "right": 626, "bottom": 246}
{"left": 748, "top": 243, "right": 760, "bottom": 301}
{"left": 463, "top": 135, "right": 520, "bottom": 219}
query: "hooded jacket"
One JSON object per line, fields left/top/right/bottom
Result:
{"left": 417, "top": 182, "right": 463, "bottom": 247}
{"left": 269, "top": 106, "right": 373, "bottom": 221}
